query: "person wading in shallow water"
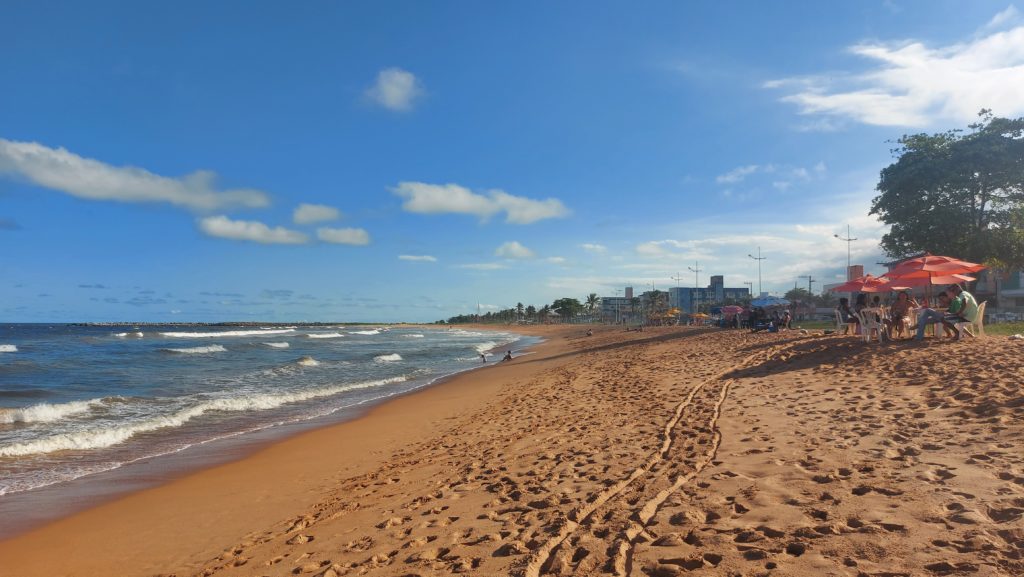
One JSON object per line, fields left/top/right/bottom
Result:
{"left": 502, "top": 350, "right": 513, "bottom": 361}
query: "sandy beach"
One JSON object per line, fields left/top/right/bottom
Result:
{"left": 1, "top": 325, "right": 1022, "bottom": 577}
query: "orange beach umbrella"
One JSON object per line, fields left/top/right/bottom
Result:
{"left": 829, "top": 274, "right": 892, "bottom": 293}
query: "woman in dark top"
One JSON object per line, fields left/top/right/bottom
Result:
{"left": 837, "top": 297, "right": 859, "bottom": 334}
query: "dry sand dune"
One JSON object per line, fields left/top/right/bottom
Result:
{"left": 1, "top": 325, "right": 1022, "bottom": 577}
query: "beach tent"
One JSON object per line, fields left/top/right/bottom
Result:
{"left": 750, "top": 296, "right": 790, "bottom": 307}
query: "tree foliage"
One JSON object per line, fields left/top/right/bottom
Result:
{"left": 870, "top": 110, "right": 1024, "bottom": 269}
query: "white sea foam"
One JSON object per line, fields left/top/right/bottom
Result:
{"left": 265, "top": 342, "right": 290, "bottom": 348}
{"left": 0, "top": 398, "right": 103, "bottom": 425}
{"left": 374, "top": 353, "right": 402, "bottom": 362}
{"left": 403, "top": 334, "right": 425, "bottom": 338}
{"left": 297, "top": 356, "right": 320, "bottom": 367}
{"left": 0, "top": 376, "right": 409, "bottom": 457}
{"left": 474, "top": 341, "right": 499, "bottom": 355}
{"left": 0, "top": 344, "right": 17, "bottom": 353}
{"left": 164, "top": 345, "right": 227, "bottom": 354}
{"left": 160, "top": 329, "right": 295, "bottom": 338}
{"left": 307, "top": 332, "right": 344, "bottom": 339}
{"left": 350, "top": 329, "right": 380, "bottom": 336}
{"left": 114, "top": 331, "right": 144, "bottom": 338}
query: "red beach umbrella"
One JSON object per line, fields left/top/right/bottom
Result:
{"left": 829, "top": 274, "right": 892, "bottom": 293}
{"left": 883, "top": 273, "right": 976, "bottom": 289}
{"left": 883, "top": 254, "right": 986, "bottom": 280}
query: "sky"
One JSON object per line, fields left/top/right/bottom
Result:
{"left": 2, "top": 1, "right": 1023, "bottom": 322}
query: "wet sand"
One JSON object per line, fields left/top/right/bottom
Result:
{"left": 1, "top": 325, "right": 1022, "bottom": 576}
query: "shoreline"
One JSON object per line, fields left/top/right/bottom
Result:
{"left": 0, "top": 325, "right": 539, "bottom": 541}
{"left": 0, "top": 323, "right": 571, "bottom": 576}
{"left": 2, "top": 325, "right": 1021, "bottom": 577}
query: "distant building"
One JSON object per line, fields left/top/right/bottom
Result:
{"left": 599, "top": 296, "right": 633, "bottom": 323}
{"left": 668, "top": 275, "right": 750, "bottom": 313}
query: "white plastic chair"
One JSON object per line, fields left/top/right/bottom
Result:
{"left": 954, "top": 300, "right": 986, "bottom": 338}
{"left": 834, "top": 309, "right": 857, "bottom": 335}
{"left": 857, "top": 309, "right": 886, "bottom": 343}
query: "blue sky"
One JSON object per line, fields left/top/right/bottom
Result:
{"left": 2, "top": 1, "right": 1023, "bottom": 322}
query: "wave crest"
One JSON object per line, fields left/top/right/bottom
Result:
{"left": 265, "top": 342, "right": 290, "bottom": 348}
{"left": 0, "top": 376, "right": 408, "bottom": 457}
{"left": 374, "top": 353, "right": 402, "bottom": 362}
{"left": 164, "top": 345, "right": 227, "bottom": 354}
{"left": 0, "top": 344, "right": 17, "bottom": 353}
{"left": 307, "top": 333, "right": 344, "bottom": 339}
{"left": 0, "top": 399, "right": 103, "bottom": 425}
{"left": 350, "top": 329, "right": 380, "bottom": 336}
{"left": 160, "top": 329, "right": 295, "bottom": 338}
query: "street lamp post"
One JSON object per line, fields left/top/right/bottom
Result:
{"left": 834, "top": 225, "right": 857, "bottom": 281}
{"left": 743, "top": 281, "right": 753, "bottom": 298}
{"left": 687, "top": 261, "right": 702, "bottom": 315}
{"left": 748, "top": 247, "right": 766, "bottom": 297}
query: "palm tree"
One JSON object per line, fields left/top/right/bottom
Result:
{"left": 585, "top": 293, "right": 600, "bottom": 322}
{"left": 630, "top": 297, "right": 641, "bottom": 324}
{"left": 516, "top": 302, "right": 525, "bottom": 321}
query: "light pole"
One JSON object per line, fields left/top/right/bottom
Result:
{"left": 748, "top": 247, "right": 766, "bottom": 297}
{"left": 834, "top": 225, "right": 857, "bottom": 281}
{"left": 688, "top": 261, "right": 702, "bottom": 315}
{"left": 743, "top": 281, "right": 753, "bottom": 299}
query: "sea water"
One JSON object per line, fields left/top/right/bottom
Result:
{"left": 0, "top": 324, "right": 530, "bottom": 498}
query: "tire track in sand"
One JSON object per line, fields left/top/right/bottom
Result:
{"left": 523, "top": 343, "right": 782, "bottom": 577}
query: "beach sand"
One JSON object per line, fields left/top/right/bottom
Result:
{"left": 1, "top": 325, "right": 1022, "bottom": 576}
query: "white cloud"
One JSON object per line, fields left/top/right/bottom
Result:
{"left": 399, "top": 254, "right": 437, "bottom": 262}
{"left": 546, "top": 256, "right": 567, "bottom": 264}
{"left": 495, "top": 241, "right": 535, "bottom": 259}
{"left": 716, "top": 165, "right": 760, "bottom": 184}
{"left": 457, "top": 263, "right": 508, "bottom": 270}
{"left": 580, "top": 243, "right": 607, "bottom": 253}
{"left": 391, "top": 181, "right": 570, "bottom": 224}
{"left": 365, "top": 68, "right": 422, "bottom": 112}
{"left": 767, "top": 19, "right": 1024, "bottom": 127}
{"left": 199, "top": 215, "right": 308, "bottom": 244}
{"left": 986, "top": 5, "right": 1021, "bottom": 30}
{"left": 316, "top": 227, "right": 370, "bottom": 246}
{"left": 0, "top": 139, "right": 269, "bottom": 211}
{"left": 293, "top": 203, "right": 340, "bottom": 224}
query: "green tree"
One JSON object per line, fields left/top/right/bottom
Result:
{"left": 870, "top": 110, "right": 1024, "bottom": 268}
{"left": 525, "top": 304, "right": 537, "bottom": 320}
{"left": 551, "top": 297, "right": 584, "bottom": 321}
{"left": 784, "top": 287, "right": 813, "bottom": 303}
{"left": 585, "top": 293, "right": 600, "bottom": 320}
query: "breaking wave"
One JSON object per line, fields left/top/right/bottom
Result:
{"left": 474, "top": 341, "right": 500, "bottom": 355}
{"left": 164, "top": 345, "right": 227, "bottom": 354}
{"left": 160, "top": 329, "right": 295, "bottom": 338}
{"left": 350, "top": 329, "right": 380, "bottom": 336}
{"left": 0, "top": 398, "right": 103, "bottom": 425}
{"left": 0, "top": 376, "right": 409, "bottom": 457}
{"left": 0, "top": 344, "right": 17, "bottom": 353}
{"left": 374, "top": 353, "right": 402, "bottom": 362}
{"left": 114, "top": 332, "right": 144, "bottom": 338}
{"left": 307, "top": 333, "right": 344, "bottom": 339}
{"left": 403, "top": 334, "right": 425, "bottom": 338}
{"left": 265, "top": 342, "right": 290, "bottom": 348}
{"left": 297, "top": 356, "right": 320, "bottom": 367}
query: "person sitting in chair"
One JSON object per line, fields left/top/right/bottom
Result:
{"left": 914, "top": 291, "right": 956, "bottom": 340}
{"left": 836, "top": 297, "right": 858, "bottom": 334}
{"left": 885, "top": 291, "right": 918, "bottom": 339}
{"left": 944, "top": 284, "right": 978, "bottom": 339}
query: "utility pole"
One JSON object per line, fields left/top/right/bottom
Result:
{"left": 834, "top": 225, "right": 857, "bottom": 281}
{"left": 670, "top": 273, "right": 685, "bottom": 314}
{"left": 687, "top": 261, "right": 703, "bottom": 314}
{"left": 748, "top": 247, "right": 766, "bottom": 297}
{"left": 799, "top": 275, "right": 816, "bottom": 294}
{"left": 743, "top": 281, "right": 753, "bottom": 299}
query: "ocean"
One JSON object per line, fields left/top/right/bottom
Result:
{"left": 0, "top": 324, "right": 531, "bottom": 503}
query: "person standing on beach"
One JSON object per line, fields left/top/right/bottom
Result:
{"left": 480, "top": 353, "right": 486, "bottom": 363}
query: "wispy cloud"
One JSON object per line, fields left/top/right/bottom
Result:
{"left": 767, "top": 17, "right": 1024, "bottom": 127}
{"left": 0, "top": 139, "right": 270, "bottom": 211}
{"left": 399, "top": 254, "right": 437, "bottom": 262}
{"left": 716, "top": 164, "right": 762, "bottom": 184}
{"left": 316, "top": 227, "right": 370, "bottom": 245}
{"left": 366, "top": 68, "right": 423, "bottom": 112}
{"left": 293, "top": 203, "right": 340, "bottom": 224}
{"left": 456, "top": 262, "right": 508, "bottom": 270}
{"left": 392, "top": 182, "right": 570, "bottom": 225}
{"left": 495, "top": 241, "right": 535, "bottom": 259}
{"left": 546, "top": 256, "right": 567, "bottom": 264}
{"left": 580, "top": 243, "right": 607, "bottom": 253}
{"left": 199, "top": 215, "right": 309, "bottom": 244}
